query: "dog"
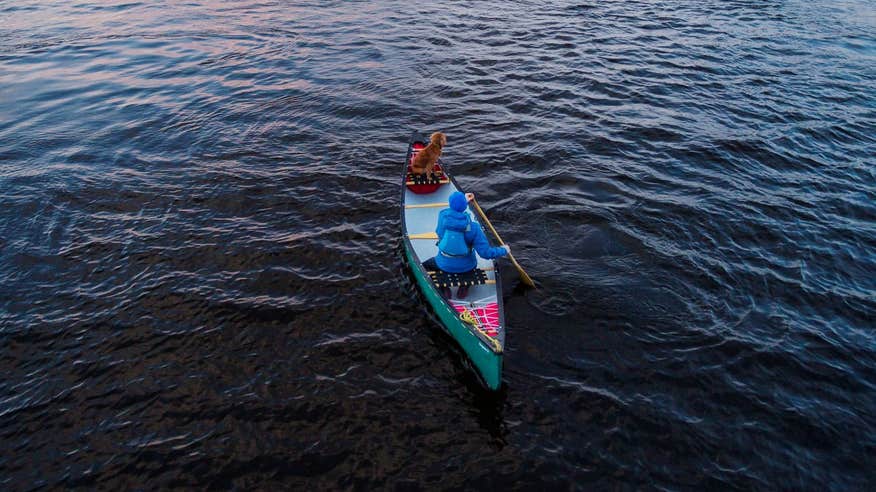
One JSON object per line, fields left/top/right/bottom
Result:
{"left": 410, "top": 132, "right": 446, "bottom": 176}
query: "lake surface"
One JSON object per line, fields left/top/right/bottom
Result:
{"left": 1, "top": 0, "right": 874, "bottom": 489}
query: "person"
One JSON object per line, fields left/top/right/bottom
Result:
{"left": 422, "top": 191, "right": 510, "bottom": 299}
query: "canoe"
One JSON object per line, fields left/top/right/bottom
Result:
{"left": 400, "top": 131, "right": 506, "bottom": 390}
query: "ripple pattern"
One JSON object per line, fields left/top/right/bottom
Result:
{"left": 1, "top": 0, "right": 874, "bottom": 489}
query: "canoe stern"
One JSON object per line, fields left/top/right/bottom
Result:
{"left": 403, "top": 244, "right": 503, "bottom": 390}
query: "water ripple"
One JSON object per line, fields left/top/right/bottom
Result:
{"left": 1, "top": 0, "right": 874, "bottom": 489}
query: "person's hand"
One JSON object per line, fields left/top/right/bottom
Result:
{"left": 465, "top": 193, "right": 474, "bottom": 202}
{"left": 501, "top": 244, "right": 511, "bottom": 256}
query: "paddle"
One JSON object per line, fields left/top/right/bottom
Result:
{"left": 470, "top": 198, "right": 536, "bottom": 288}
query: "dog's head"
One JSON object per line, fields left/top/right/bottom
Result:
{"left": 430, "top": 132, "right": 447, "bottom": 149}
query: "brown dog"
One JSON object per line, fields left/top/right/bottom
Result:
{"left": 411, "top": 132, "right": 446, "bottom": 175}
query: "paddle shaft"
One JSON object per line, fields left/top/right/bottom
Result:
{"left": 470, "top": 199, "right": 536, "bottom": 288}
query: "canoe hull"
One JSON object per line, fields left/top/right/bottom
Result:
{"left": 401, "top": 131, "right": 505, "bottom": 391}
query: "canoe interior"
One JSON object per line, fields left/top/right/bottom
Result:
{"left": 401, "top": 132, "right": 506, "bottom": 353}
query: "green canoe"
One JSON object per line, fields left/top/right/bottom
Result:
{"left": 400, "top": 131, "right": 506, "bottom": 390}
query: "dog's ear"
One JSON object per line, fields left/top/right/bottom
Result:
{"left": 432, "top": 132, "right": 447, "bottom": 148}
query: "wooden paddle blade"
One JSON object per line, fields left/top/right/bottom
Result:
{"left": 509, "top": 254, "right": 536, "bottom": 287}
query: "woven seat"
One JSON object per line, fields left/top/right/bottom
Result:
{"left": 427, "top": 269, "right": 488, "bottom": 288}
{"left": 406, "top": 171, "right": 448, "bottom": 186}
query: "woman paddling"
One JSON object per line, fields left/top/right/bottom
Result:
{"left": 422, "top": 191, "right": 510, "bottom": 299}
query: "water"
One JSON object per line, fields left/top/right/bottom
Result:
{"left": 1, "top": 0, "right": 874, "bottom": 489}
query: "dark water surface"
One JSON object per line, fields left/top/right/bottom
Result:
{"left": 2, "top": 0, "right": 875, "bottom": 489}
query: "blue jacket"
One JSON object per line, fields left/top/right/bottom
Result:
{"left": 434, "top": 208, "right": 507, "bottom": 273}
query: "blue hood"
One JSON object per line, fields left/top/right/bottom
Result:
{"left": 441, "top": 209, "right": 470, "bottom": 231}
{"left": 449, "top": 191, "right": 468, "bottom": 212}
